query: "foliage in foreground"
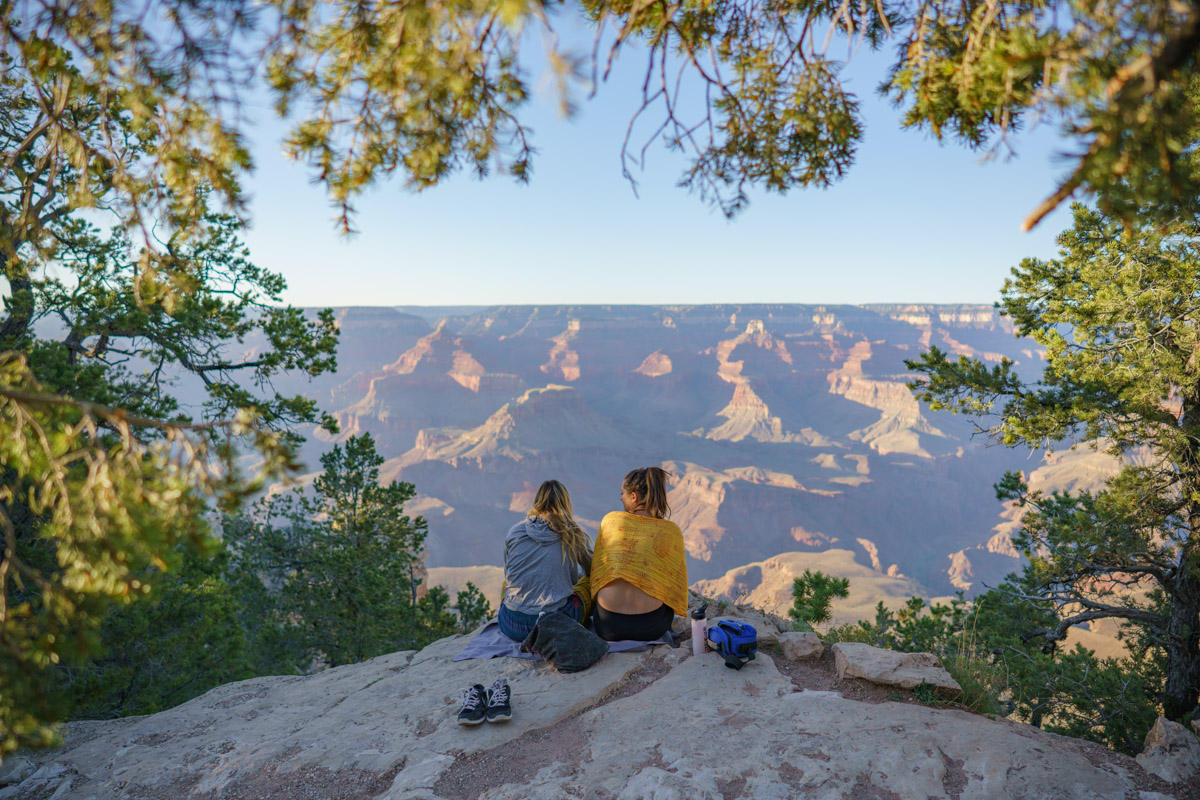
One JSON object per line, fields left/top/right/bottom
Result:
{"left": 453, "top": 583, "right": 494, "bottom": 635}
{"left": 59, "top": 548, "right": 250, "bottom": 720}
{"left": 823, "top": 576, "right": 1162, "bottom": 755}
{"left": 60, "top": 435, "right": 494, "bottom": 721}
{"left": 1, "top": 133, "right": 338, "bottom": 753}
{"left": 3, "top": 0, "right": 1196, "bottom": 236}
{"left": 909, "top": 204, "right": 1200, "bottom": 722}
{"left": 224, "top": 435, "right": 429, "bottom": 668}
{"left": 0, "top": 234, "right": 337, "bottom": 751}
{"left": 223, "top": 434, "right": 492, "bottom": 672}
{"left": 0, "top": 352, "right": 294, "bottom": 756}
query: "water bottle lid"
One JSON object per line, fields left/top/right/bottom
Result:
{"left": 689, "top": 602, "right": 708, "bottom": 620}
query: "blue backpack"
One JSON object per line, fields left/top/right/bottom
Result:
{"left": 706, "top": 620, "right": 757, "bottom": 670}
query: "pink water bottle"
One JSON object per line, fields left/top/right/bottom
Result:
{"left": 690, "top": 603, "right": 708, "bottom": 656}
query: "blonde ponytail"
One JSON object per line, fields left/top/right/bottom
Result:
{"left": 528, "top": 479, "right": 593, "bottom": 573}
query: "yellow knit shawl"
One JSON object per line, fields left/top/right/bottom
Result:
{"left": 585, "top": 511, "right": 689, "bottom": 617}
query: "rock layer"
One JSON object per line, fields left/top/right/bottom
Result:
{"left": 832, "top": 642, "right": 963, "bottom": 695}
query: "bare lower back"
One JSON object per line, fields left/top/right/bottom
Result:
{"left": 596, "top": 578, "right": 665, "bottom": 615}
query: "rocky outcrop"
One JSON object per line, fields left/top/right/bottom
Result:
{"left": 395, "top": 385, "right": 639, "bottom": 465}
{"left": 4, "top": 629, "right": 1186, "bottom": 800}
{"left": 540, "top": 319, "right": 581, "bottom": 382}
{"left": 832, "top": 642, "right": 962, "bottom": 696}
{"left": 1135, "top": 717, "right": 1200, "bottom": 784}
{"left": 633, "top": 351, "right": 672, "bottom": 377}
{"left": 826, "top": 339, "right": 949, "bottom": 458}
{"left": 705, "top": 382, "right": 804, "bottom": 443}
{"left": 779, "top": 631, "right": 823, "bottom": 660}
{"left": 0, "top": 757, "right": 35, "bottom": 787}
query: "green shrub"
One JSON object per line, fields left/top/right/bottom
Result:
{"left": 823, "top": 622, "right": 880, "bottom": 645}
{"left": 942, "top": 651, "right": 1004, "bottom": 716}
{"left": 789, "top": 569, "right": 850, "bottom": 630}
{"left": 830, "top": 576, "right": 1163, "bottom": 754}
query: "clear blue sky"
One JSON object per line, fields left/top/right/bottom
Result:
{"left": 239, "top": 25, "right": 1076, "bottom": 309}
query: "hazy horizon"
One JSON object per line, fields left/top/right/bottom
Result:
{"left": 319, "top": 300, "right": 1007, "bottom": 310}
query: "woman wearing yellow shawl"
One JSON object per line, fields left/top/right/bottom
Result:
{"left": 576, "top": 466, "right": 688, "bottom": 642}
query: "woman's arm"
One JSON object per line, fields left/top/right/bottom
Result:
{"left": 500, "top": 525, "right": 520, "bottom": 604}
{"left": 572, "top": 522, "right": 600, "bottom": 620}
{"left": 573, "top": 574, "right": 593, "bottom": 620}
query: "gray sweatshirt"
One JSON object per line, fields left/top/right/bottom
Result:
{"left": 502, "top": 516, "right": 585, "bottom": 615}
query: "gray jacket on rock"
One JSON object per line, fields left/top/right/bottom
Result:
{"left": 502, "top": 516, "right": 584, "bottom": 615}
{"left": 520, "top": 611, "right": 609, "bottom": 672}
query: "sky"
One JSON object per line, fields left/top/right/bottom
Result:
{"left": 238, "top": 23, "right": 1078, "bottom": 309}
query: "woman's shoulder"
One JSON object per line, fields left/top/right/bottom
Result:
{"left": 599, "top": 511, "right": 681, "bottom": 533}
{"left": 661, "top": 517, "right": 684, "bottom": 533}
{"left": 652, "top": 517, "right": 684, "bottom": 537}
{"left": 506, "top": 517, "right": 533, "bottom": 539}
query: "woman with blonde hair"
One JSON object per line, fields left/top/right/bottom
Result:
{"left": 577, "top": 466, "right": 688, "bottom": 642}
{"left": 497, "top": 479, "right": 593, "bottom": 642}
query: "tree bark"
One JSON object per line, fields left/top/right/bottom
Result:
{"left": 0, "top": 256, "right": 33, "bottom": 346}
{"left": 1163, "top": 569, "right": 1200, "bottom": 720}
{"left": 1167, "top": 398, "right": 1200, "bottom": 720}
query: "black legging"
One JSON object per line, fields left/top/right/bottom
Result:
{"left": 593, "top": 603, "right": 673, "bottom": 642}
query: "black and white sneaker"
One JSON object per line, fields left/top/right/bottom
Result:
{"left": 486, "top": 678, "right": 512, "bottom": 723}
{"left": 457, "top": 684, "right": 487, "bottom": 726}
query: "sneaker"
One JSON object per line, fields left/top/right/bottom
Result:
{"left": 485, "top": 678, "right": 512, "bottom": 723}
{"left": 457, "top": 684, "right": 487, "bottom": 726}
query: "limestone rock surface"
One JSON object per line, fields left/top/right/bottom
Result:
{"left": 0, "top": 756, "right": 34, "bottom": 786}
{"left": 2, "top": 632, "right": 1186, "bottom": 800}
{"left": 832, "top": 641, "right": 962, "bottom": 695}
{"left": 1135, "top": 717, "right": 1200, "bottom": 784}
{"left": 778, "top": 631, "right": 823, "bottom": 660}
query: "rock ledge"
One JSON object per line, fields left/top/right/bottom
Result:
{"left": 1, "top": 629, "right": 1188, "bottom": 800}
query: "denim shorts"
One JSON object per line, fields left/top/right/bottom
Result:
{"left": 497, "top": 594, "right": 583, "bottom": 642}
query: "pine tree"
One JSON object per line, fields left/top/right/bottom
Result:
{"left": 453, "top": 583, "right": 494, "bottom": 634}
{"left": 909, "top": 204, "right": 1200, "bottom": 720}
{"left": 59, "top": 547, "right": 250, "bottom": 719}
{"left": 789, "top": 569, "right": 850, "bottom": 630}
{"left": 5, "top": 2, "right": 1198, "bottom": 229}
{"left": 1, "top": 57, "right": 336, "bottom": 751}
{"left": 225, "top": 435, "right": 429, "bottom": 668}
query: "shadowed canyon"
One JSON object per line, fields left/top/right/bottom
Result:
{"left": 269, "top": 304, "right": 1115, "bottom": 626}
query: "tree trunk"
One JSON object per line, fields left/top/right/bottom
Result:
{"left": 1169, "top": 396, "right": 1200, "bottom": 720}
{"left": 1163, "top": 560, "right": 1200, "bottom": 720}
{"left": 0, "top": 257, "right": 33, "bottom": 346}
